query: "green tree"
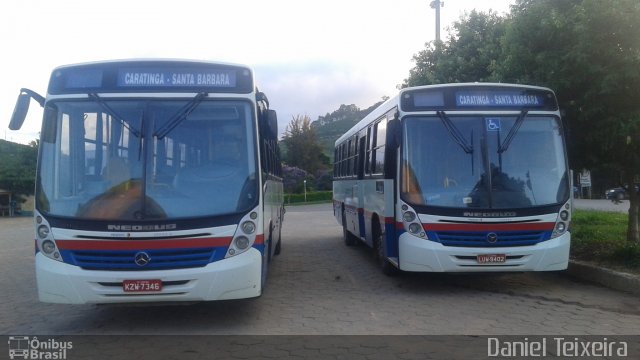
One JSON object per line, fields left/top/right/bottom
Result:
{"left": 0, "top": 140, "right": 38, "bottom": 196}
{"left": 402, "top": 10, "right": 506, "bottom": 87}
{"left": 281, "top": 115, "right": 328, "bottom": 175}
{"left": 497, "top": 0, "right": 640, "bottom": 243}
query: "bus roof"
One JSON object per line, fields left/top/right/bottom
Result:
{"left": 47, "top": 59, "right": 255, "bottom": 95}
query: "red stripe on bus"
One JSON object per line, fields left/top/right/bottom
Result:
{"left": 56, "top": 237, "right": 233, "bottom": 251}
{"left": 422, "top": 222, "right": 555, "bottom": 232}
{"left": 254, "top": 234, "right": 265, "bottom": 245}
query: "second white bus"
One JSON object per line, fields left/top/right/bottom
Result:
{"left": 333, "top": 83, "right": 571, "bottom": 274}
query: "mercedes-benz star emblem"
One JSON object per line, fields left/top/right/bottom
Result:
{"left": 486, "top": 233, "right": 498, "bottom": 244}
{"left": 134, "top": 252, "right": 151, "bottom": 267}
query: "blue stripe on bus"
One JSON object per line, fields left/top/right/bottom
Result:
{"left": 358, "top": 209, "right": 366, "bottom": 239}
{"left": 385, "top": 222, "right": 398, "bottom": 258}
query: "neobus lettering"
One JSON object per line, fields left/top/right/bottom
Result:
{"left": 464, "top": 211, "right": 517, "bottom": 217}
{"left": 107, "top": 224, "right": 177, "bottom": 231}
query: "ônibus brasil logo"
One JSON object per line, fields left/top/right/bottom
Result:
{"left": 8, "top": 336, "right": 72, "bottom": 360}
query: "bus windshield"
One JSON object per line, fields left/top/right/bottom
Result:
{"left": 38, "top": 99, "right": 258, "bottom": 220}
{"left": 401, "top": 115, "right": 569, "bottom": 209}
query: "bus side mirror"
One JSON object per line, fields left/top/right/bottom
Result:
{"left": 9, "top": 88, "right": 45, "bottom": 131}
{"left": 267, "top": 110, "right": 278, "bottom": 139}
{"left": 9, "top": 93, "right": 31, "bottom": 130}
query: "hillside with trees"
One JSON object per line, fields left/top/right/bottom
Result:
{"left": 312, "top": 100, "right": 386, "bottom": 162}
{"left": 279, "top": 101, "right": 385, "bottom": 194}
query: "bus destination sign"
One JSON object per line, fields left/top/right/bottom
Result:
{"left": 118, "top": 68, "right": 237, "bottom": 88}
{"left": 455, "top": 91, "right": 544, "bottom": 107}
{"left": 48, "top": 61, "right": 254, "bottom": 95}
{"left": 401, "top": 86, "right": 558, "bottom": 112}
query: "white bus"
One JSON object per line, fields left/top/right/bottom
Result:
{"left": 333, "top": 83, "right": 570, "bottom": 274}
{"left": 9, "top": 59, "right": 284, "bottom": 303}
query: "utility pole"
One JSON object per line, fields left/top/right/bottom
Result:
{"left": 430, "top": 0, "right": 445, "bottom": 42}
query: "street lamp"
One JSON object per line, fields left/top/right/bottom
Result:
{"left": 304, "top": 180, "right": 307, "bottom": 202}
{"left": 429, "top": 0, "right": 445, "bottom": 42}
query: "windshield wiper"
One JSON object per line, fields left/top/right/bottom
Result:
{"left": 88, "top": 93, "right": 142, "bottom": 138}
{"left": 498, "top": 110, "right": 528, "bottom": 154}
{"left": 437, "top": 110, "right": 473, "bottom": 154}
{"left": 154, "top": 92, "right": 208, "bottom": 139}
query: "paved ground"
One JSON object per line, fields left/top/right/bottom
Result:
{"left": 1, "top": 204, "right": 639, "bottom": 358}
{"left": 1, "top": 204, "right": 639, "bottom": 336}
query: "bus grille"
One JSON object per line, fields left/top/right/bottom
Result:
{"left": 430, "top": 231, "right": 549, "bottom": 247}
{"left": 65, "top": 248, "right": 217, "bottom": 271}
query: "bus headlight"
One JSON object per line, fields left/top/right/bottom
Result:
{"left": 42, "top": 240, "right": 56, "bottom": 254}
{"left": 551, "top": 201, "right": 571, "bottom": 239}
{"left": 225, "top": 207, "right": 260, "bottom": 259}
{"left": 37, "top": 225, "right": 50, "bottom": 239}
{"left": 241, "top": 221, "right": 256, "bottom": 234}
{"left": 409, "top": 223, "right": 422, "bottom": 235}
{"left": 403, "top": 211, "right": 416, "bottom": 222}
{"left": 234, "top": 236, "right": 250, "bottom": 250}
{"left": 35, "top": 211, "right": 62, "bottom": 262}
{"left": 400, "top": 202, "right": 427, "bottom": 239}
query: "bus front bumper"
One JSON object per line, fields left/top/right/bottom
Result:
{"left": 398, "top": 232, "right": 570, "bottom": 272}
{"left": 35, "top": 248, "right": 263, "bottom": 304}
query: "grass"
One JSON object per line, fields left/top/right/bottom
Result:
{"left": 571, "top": 209, "right": 640, "bottom": 272}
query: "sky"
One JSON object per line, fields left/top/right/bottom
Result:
{"left": 0, "top": 0, "right": 513, "bottom": 144}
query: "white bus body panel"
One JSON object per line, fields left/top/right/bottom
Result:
{"left": 36, "top": 248, "right": 262, "bottom": 304}
{"left": 399, "top": 231, "right": 570, "bottom": 272}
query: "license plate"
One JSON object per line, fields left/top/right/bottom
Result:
{"left": 476, "top": 254, "right": 506, "bottom": 264}
{"left": 123, "top": 279, "right": 162, "bottom": 293}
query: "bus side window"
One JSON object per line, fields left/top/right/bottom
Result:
{"left": 373, "top": 119, "right": 386, "bottom": 175}
{"left": 334, "top": 144, "right": 340, "bottom": 178}
{"left": 365, "top": 126, "right": 372, "bottom": 175}
{"left": 346, "top": 139, "right": 353, "bottom": 177}
{"left": 357, "top": 134, "right": 366, "bottom": 179}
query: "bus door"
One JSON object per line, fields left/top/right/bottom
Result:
{"left": 345, "top": 136, "right": 360, "bottom": 238}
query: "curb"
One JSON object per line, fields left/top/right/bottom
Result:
{"left": 566, "top": 260, "right": 640, "bottom": 296}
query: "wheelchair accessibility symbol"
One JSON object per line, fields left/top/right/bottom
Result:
{"left": 486, "top": 118, "right": 501, "bottom": 131}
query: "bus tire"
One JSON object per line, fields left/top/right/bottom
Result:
{"left": 373, "top": 221, "right": 399, "bottom": 276}
{"left": 274, "top": 224, "right": 282, "bottom": 256}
